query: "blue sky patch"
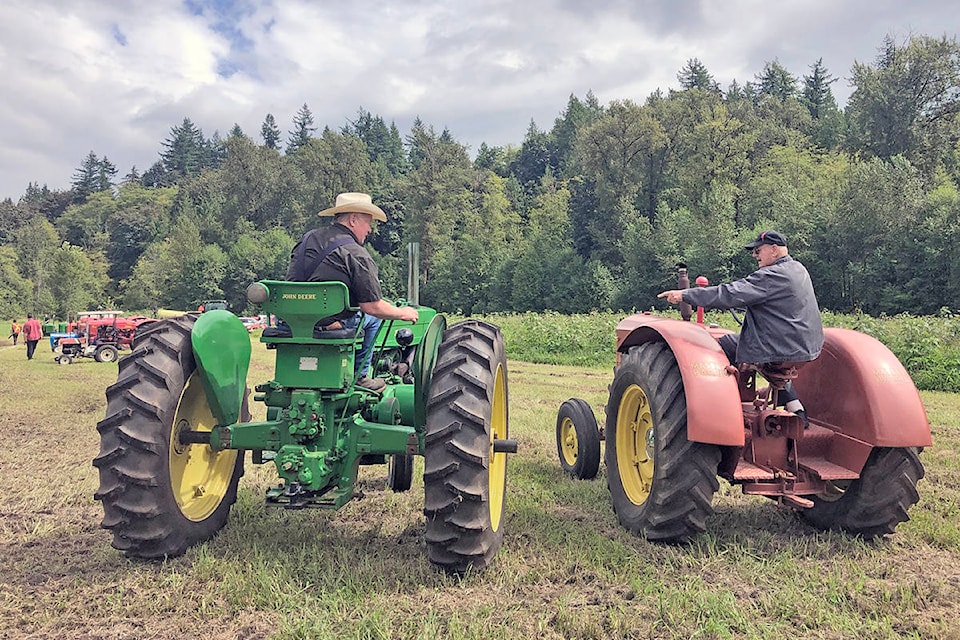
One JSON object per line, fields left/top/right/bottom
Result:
{"left": 110, "top": 23, "right": 127, "bottom": 46}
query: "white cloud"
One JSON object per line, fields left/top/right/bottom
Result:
{"left": 0, "top": 0, "right": 957, "bottom": 200}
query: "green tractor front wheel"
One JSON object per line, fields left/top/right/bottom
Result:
{"left": 387, "top": 454, "right": 413, "bottom": 492}
{"left": 423, "top": 320, "right": 509, "bottom": 574}
{"left": 93, "top": 316, "right": 246, "bottom": 558}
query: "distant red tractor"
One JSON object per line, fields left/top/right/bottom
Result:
{"left": 557, "top": 270, "right": 930, "bottom": 541}
{"left": 54, "top": 313, "right": 156, "bottom": 365}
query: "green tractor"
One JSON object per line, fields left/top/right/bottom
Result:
{"left": 93, "top": 280, "right": 515, "bottom": 573}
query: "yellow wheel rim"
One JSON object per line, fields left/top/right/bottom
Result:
{"left": 559, "top": 416, "right": 579, "bottom": 467}
{"left": 169, "top": 371, "right": 238, "bottom": 521}
{"left": 488, "top": 363, "right": 507, "bottom": 532}
{"left": 616, "top": 384, "right": 655, "bottom": 505}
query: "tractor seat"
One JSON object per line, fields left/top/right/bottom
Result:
{"left": 262, "top": 324, "right": 358, "bottom": 340}
{"left": 741, "top": 360, "right": 813, "bottom": 388}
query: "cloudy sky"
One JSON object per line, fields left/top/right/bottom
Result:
{"left": 1, "top": 0, "right": 957, "bottom": 202}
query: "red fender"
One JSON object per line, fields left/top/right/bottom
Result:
{"left": 793, "top": 328, "right": 931, "bottom": 447}
{"left": 616, "top": 314, "right": 744, "bottom": 446}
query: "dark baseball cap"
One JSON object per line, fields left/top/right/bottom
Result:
{"left": 745, "top": 230, "right": 787, "bottom": 250}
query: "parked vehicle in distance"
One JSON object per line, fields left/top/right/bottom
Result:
{"left": 239, "top": 316, "right": 267, "bottom": 332}
{"left": 53, "top": 313, "right": 157, "bottom": 364}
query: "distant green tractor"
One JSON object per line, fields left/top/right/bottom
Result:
{"left": 94, "top": 280, "right": 515, "bottom": 573}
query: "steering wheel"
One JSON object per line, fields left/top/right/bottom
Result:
{"left": 729, "top": 308, "right": 745, "bottom": 327}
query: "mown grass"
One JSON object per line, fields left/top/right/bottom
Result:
{"left": 1, "top": 330, "right": 959, "bottom": 639}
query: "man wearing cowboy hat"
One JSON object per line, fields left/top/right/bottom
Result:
{"left": 287, "top": 192, "right": 419, "bottom": 392}
{"left": 657, "top": 230, "right": 823, "bottom": 425}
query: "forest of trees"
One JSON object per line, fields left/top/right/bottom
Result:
{"left": 2, "top": 33, "right": 960, "bottom": 320}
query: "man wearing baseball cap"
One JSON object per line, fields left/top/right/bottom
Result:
{"left": 286, "top": 192, "right": 419, "bottom": 392}
{"left": 657, "top": 230, "right": 823, "bottom": 425}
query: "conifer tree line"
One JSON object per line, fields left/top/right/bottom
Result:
{"left": 2, "top": 33, "right": 960, "bottom": 320}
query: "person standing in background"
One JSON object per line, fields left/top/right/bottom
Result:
{"left": 9, "top": 319, "right": 20, "bottom": 345}
{"left": 22, "top": 314, "right": 43, "bottom": 360}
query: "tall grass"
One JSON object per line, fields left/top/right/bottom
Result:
{"left": 465, "top": 309, "right": 960, "bottom": 393}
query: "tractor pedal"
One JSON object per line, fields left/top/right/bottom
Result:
{"left": 781, "top": 494, "right": 815, "bottom": 509}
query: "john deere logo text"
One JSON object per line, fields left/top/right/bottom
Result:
{"left": 282, "top": 293, "right": 318, "bottom": 300}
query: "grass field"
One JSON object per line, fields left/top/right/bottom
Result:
{"left": 1, "top": 333, "right": 959, "bottom": 640}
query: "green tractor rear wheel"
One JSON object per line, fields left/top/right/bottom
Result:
{"left": 423, "top": 320, "right": 509, "bottom": 574}
{"left": 605, "top": 342, "right": 720, "bottom": 541}
{"left": 93, "top": 317, "right": 246, "bottom": 558}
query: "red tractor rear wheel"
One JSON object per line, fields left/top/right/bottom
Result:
{"left": 605, "top": 342, "right": 720, "bottom": 541}
{"left": 801, "top": 447, "right": 924, "bottom": 538}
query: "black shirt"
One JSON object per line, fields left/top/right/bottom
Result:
{"left": 286, "top": 223, "right": 383, "bottom": 316}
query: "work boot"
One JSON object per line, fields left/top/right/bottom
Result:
{"left": 795, "top": 409, "right": 809, "bottom": 429}
{"left": 357, "top": 375, "right": 386, "bottom": 392}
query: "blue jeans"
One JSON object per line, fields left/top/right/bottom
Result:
{"left": 340, "top": 312, "right": 382, "bottom": 378}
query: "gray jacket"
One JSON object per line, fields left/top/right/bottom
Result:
{"left": 682, "top": 255, "right": 824, "bottom": 363}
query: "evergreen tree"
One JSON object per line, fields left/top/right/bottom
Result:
{"left": 344, "top": 108, "right": 407, "bottom": 176}
{"left": 550, "top": 92, "right": 604, "bottom": 177}
{"left": 207, "top": 131, "right": 227, "bottom": 168}
{"left": 677, "top": 58, "right": 720, "bottom": 93}
{"left": 71, "top": 152, "right": 101, "bottom": 203}
{"left": 846, "top": 34, "right": 960, "bottom": 173}
{"left": 286, "top": 103, "right": 316, "bottom": 153}
{"left": 755, "top": 60, "right": 797, "bottom": 101}
{"left": 123, "top": 166, "right": 141, "bottom": 184}
{"left": 474, "top": 143, "right": 511, "bottom": 175}
{"left": 160, "top": 118, "right": 208, "bottom": 179}
{"left": 509, "top": 120, "right": 553, "bottom": 192}
{"left": 70, "top": 152, "right": 116, "bottom": 203}
{"left": 801, "top": 58, "right": 844, "bottom": 149}
{"left": 141, "top": 160, "right": 174, "bottom": 188}
{"left": 801, "top": 58, "right": 838, "bottom": 118}
{"left": 96, "top": 156, "right": 118, "bottom": 192}
{"left": 20, "top": 183, "right": 73, "bottom": 222}
{"left": 261, "top": 113, "right": 281, "bottom": 149}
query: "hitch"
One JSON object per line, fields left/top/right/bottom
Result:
{"left": 493, "top": 438, "right": 518, "bottom": 453}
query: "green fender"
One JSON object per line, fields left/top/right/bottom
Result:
{"left": 413, "top": 313, "right": 447, "bottom": 430}
{"left": 191, "top": 310, "right": 251, "bottom": 426}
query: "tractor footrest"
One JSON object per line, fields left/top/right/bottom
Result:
{"left": 733, "top": 459, "right": 777, "bottom": 481}
{"left": 265, "top": 483, "right": 337, "bottom": 509}
{"left": 798, "top": 457, "right": 860, "bottom": 481}
{"left": 265, "top": 493, "right": 337, "bottom": 509}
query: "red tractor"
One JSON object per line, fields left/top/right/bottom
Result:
{"left": 55, "top": 314, "right": 156, "bottom": 365}
{"left": 557, "top": 272, "right": 930, "bottom": 541}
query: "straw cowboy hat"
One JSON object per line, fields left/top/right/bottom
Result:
{"left": 317, "top": 192, "right": 387, "bottom": 222}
